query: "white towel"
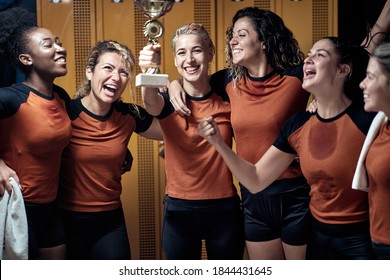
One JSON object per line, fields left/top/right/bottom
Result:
{"left": 352, "top": 111, "right": 388, "bottom": 192}
{"left": 0, "top": 177, "right": 28, "bottom": 260}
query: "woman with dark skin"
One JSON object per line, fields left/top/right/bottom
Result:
{"left": 0, "top": 7, "right": 71, "bottom": 259}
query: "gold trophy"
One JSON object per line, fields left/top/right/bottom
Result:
{"left": 134, "top": 0, "right": 176, "bottom": 87}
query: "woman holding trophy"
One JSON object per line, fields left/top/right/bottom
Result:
{"left": 138, "top": 23, "right": 245, "bottom": 260}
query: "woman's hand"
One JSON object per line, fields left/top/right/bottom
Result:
{"left": 138, "top": 44, "right": 161, "bottom": 73}
{"left": 168, "top": 79, "right": 191, "bottom": 116}
{"left": 198, "top": 117, "right": 223, "bottom": 146}
{"left": 0, "top": 159, "right": 19, "bottom": 196}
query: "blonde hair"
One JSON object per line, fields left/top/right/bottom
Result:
{"left": 372, "top": 42, "right": 390, "bottom": 85}
{"left": 171, "top": 23, "right": 215, "bottom": 58}
{"left": 75, "top": 40, "right": 135, "bottom": 99}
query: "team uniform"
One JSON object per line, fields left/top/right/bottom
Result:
{"left": 158, "top": 91, "right": 245, "bottom": 260}
{"left": 0, "top": 83, "right": 72, "bottom": 259}
{"left": 365, "top": 121, "right": 390, "bottom": 259}
{"left": 274, "top": 101, "right": 377, "bottom": 259}
{"left": 58, "top": 98, "right": 154, "bottom": 260}
{"left": 210, "top": 67, "right": 311, "bottom": 244}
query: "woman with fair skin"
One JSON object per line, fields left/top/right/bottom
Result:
{"left": 139, "top": 23, "right": 244, "bottom": 260}
{"left": 170, "top": 8, "right": 311, "bottom": 260}
{"left": 0, "top": 7, "right": 71, "bottom": 259}
{"left": 356, "top": 42, "right": 390, "bottom": 259}
{"left": 58, "top": 40, "right": 162, "bottom": 260}
{"left": 198, "top": 37, "right": 380, "bottom": 260}
{"left": 170, "top": 3, "right": 390, "bottom": 260}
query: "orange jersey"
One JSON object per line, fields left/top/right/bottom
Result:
{"left": 210, "top": 67, "right": 310, "bottom": 180}
{"left": 366, "top": 122, "right": 390, "bottom": 245}
{"left": 274, "top": 102, "right": 376, "bottom": 224}
{"left": 0, "top": 83, "right": 72, "bottom": 203}
{"left": 158, "top": 91, "right": 236, "bottom": 200}
{"left": 58, "top": 99, "right": 154, "bottom": 212}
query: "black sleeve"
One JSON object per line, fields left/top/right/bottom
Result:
{"left": 0, "top": 85, "right": 26, "bottom": 119}
{"left": 156, "top": 91, "right": 175, "bottom": 119}
{"left": 53, "top": 84, "right": 71, "bottom": 104}
{"left": 210, "top": 69, "right": 230, "bottom": 102}
{"left": 115, "top": 100, "right": 155, "bottom": 133}
{"left": 273, "top": 111, "right": 311, "bottom": 154}
{"left": 281, "top": 64, "right": 304, "bottom": 81}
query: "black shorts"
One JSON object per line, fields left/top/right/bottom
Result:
{"left": 307, "top": 218, "right": 375, "bottom": 260}
{"left": 25, "top": 201, "right": 66, "bottom": 259}
{"left": 162, "top": 195, "right": 245, "bottom": 260}
{"left": 372, "top": 241, "right": 390, "bottom": 260}
{"left": 60, "top": 206, "right": 131, "bottom": 260}
{"left": 240, "top": 177, "right": 310, "bottom": 245}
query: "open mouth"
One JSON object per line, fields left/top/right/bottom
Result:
{"left": 103, "top": 84, "right": 117, "bottom": 96}
{"left": 304, "top": 68, "right": 316, "bottom": 78}
{"left": 55, "top": 56, "right": 66, "bottom": 65}
{"left": 184, "top": 66, "right": 199, "bottom": 74}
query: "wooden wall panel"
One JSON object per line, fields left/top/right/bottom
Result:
{"left": 36, "top": 0, "right": 76, "bottom": 95}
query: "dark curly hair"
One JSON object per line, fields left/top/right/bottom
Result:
{"left": 0, "top": 7, "right": 37, "bottom": 73}
{"left": 226, "top": 7, "right": 304, "bottom": 85}
{"left": 324, "top": 36, "right": 370, "bottom": 104}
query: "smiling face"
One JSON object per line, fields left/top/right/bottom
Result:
{"left": 173, "top": 34, "right": 212, "bottom": 84}
{"left": 86, "top": 51, "right": 129, "bottom": 105}
{"left": 360, "top": 57, "right": 390, "bottom": 112}
{"left": 229, "top": 17, "right": 264, "bottom": 69}
{"left": 303, "top": 39, "right": 347, "bottom": 95}
{"left": 23, "top": 27, "right": 67, "bottom": 79}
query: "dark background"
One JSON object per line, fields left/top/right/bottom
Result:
{"left": 338, "top": 0, "right": 388, "bottom": 45}
{"left": 0, "top": 0, "right": 36, "bottom": 87}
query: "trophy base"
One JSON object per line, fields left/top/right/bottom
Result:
{"left": 135, "top": 73, "right": 169, "bottom": 88}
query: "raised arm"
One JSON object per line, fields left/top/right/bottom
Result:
{"left": 139, "top": 44, "right": 165, "bottom": 116}
{"left": 363, "top": 0, "right": 390, "bottom": 54}
{"left": 198, "top": 117, "right": 296, "bottom": 194}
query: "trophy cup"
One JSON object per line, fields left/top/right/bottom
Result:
{"left": 134, "top": 0, "right": 176, "bottom": 87}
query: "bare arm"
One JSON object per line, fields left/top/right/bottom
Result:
{"left": 139, "top": 117, "right": 163, "bottom": 141}
{"left": 139, "top": 44, "right": 165, "bottom": 116}
{"left": 198, "top": 117, "right": 296, "bottom": 193}
{"left": 363, "top": 0, "right": 390, "bottom": 54}
{"left": 141, "top": 86, "right": 165, "bottom": 116}
{"left": 136, "top": 44, "right": 164, "bottom": 141}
